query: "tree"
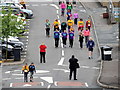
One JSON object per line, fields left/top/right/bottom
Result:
{"left": 0, "top": 7, "right": 28, "bottom": 60}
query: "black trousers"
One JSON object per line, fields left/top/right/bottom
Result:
{"left": 69, "top": 69, "right": 77, "bottom": 80}
{"left": 22, "top": 4, "right": 26, "bottom": 9}
{"left": 80, "top": 41, "right": 83, "bottom": 48}
{"left": 74, "top": 18, "right": 77, "bottom": 25}
{"left": 69, "top": 39, "right": 73, "bottom": 48}
{"left": 88, "top": 26, "right": 91, "bottom": 31}
{"left": 67, "top": 16, "right": 70, "bottom": 21}
{"left": 46, "top": 28, "right": 50, "bottom": 36}
{"left": 24, "top": 72, "right": 28, "bottom": 82}
{"left": 62, "top": 38, "right": 67, "bottom": 45}
{"left": 55, "top": 38, "right": 59, "bottom": 47}
{"left": 40, "top": 52, "right": 46, "bottom": 63}
{"left": 85, "top": 36, "right": 89, "bottom": 44}
{"left": 54, "top": 27, "right": 59, "bottom": 31}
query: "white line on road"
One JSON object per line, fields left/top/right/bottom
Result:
{"left": 47, "top": 84, "right": 51, "bottom": 89}
{"left": 10, "top": 83, "right": 13, "bottom": 87}
{"left": 5, "top": 71, "right": 11, "bottom": 74}
{"left": 85, "top": 82, "right": 88, "bottom": 87}
{"left": 32, "top": 4, "right": 39, "bottom": 6}
{"left": 3, "top": 78, "right": 11, "bottom": 80}
{"left": 12, "top": 74, "right": 23, "bottom": 76}
{"left": 50, "top": 4, "right": 59, "bottom": 10}
{"left": 61, "top": 43, "right": 63, "bottom": 48}
{"left": 57, "top": 10, "right": 59, "bottom": 14}
{"left": 54, "top": 82, "right": 57, "bottom": 86}
{"left": 40, "top": 77, "right": 53, "bottom": 83}
{"left": 57, "top": 15, "right": 59, "bottom": 19}
{"left": 41, "top": 82, "right": 44, "bottom": 86}
{"left": 41, "top": 4, "right": 48, "bottom": 6}
{"left": 58, "top": 57, "right": 64, "bottom": 65}
{"left": 62, "top": 50, "right": 64, "bottom": 56}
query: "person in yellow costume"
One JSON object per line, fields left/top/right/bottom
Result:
{"left": 19, "top": 0, "right": 26, "bottom": 9}
{"left": 78, "top": 18, "right": 84, "bottom": 31}
{"left": 22, "top": 63, "right": 29, "bottom": 82}
{"left": 67, "top": 18, "right": 74, "bottom": 30}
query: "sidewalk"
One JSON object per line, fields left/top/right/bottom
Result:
{"left": 81, "top": 2, "right": 119, "bottom": 89}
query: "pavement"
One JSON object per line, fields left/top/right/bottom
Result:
{"left": 81, "top": 2, "right": 119, "bottom": 89}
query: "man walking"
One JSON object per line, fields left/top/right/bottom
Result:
{"left": 69, "top": 55, "right": 80, "bottom": 80}
{"left": 29, "top": 62, "right": 36, "bottom": 82}
{"left": 69, "top": 30, "right": 74, "bottom": 48}
{"left": 54, "top": 29, "right": 60, "bottom": 48}
{"left": 87, "top": 37, "right": 95, "bottom": 59}
{"left": 39, "top": 43, "right": 47, "bottom": 63}
{"left": 62, "top": 30, "right": 67, "bottom": 48}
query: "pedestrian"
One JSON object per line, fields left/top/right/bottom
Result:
{"left": 53, "top": 19, "right": 60, "bottom": 31}
{"left": 86, "top": 19, "right": 92, "bottom": 31}
{"left": 62, "top": 30, "right": 68, "bottom": 48}
{"left": 87, "top": 37, "right": 95, "bottom": 59}
{"left": 45, "top": 19, "right": 50, "bottom": 37}
{"left": 69, "top": 55, "right": 80, "bottom": 80}
{"left": 67, "top": 18, "right": 74, "bottom": 30}
{"left": 20, "top": 0, "right": 26, "bottom": 9}
{"left": 67, "top": 2, "right": 73, "bottom": 12}
{"left": 61, "top": 21, "right": 67, "bottom": 33}
{"left": 79, "top": 32, "right": 84, "bottom": 48}
{"left": 54, "top": 29, "right": 60, "bottom": 48}
{"left": 22, "top": 63, "right": 29, "bottom": 82}
{"left": 39, "top": 43, "right": 47, "bottom": 63}
{"left": 66, "top": 9, "right": 72, "bottom": 21}
{"left": 69, "top": 26, "right": 74, "bottom": 33}
{"left": 69, "top": 30, "right": 74, "bottom": 48}
{"left": 78, "top": 18, "right": 84, "bottom": 31}
{"left": 29, "top": 62, "right": 36, "bottom": 82}
{"left": 83, "top": 28, "right": 90, "bottom": 44}
{"left": 60, "top": 2, "right": 66, "bottom": 16}
{"left": 73, "top": 11, "right": 79, "bottom": 25}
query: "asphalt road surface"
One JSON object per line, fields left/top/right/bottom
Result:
{"left": 2, "top": 2, "right": 102, "bottom": 89}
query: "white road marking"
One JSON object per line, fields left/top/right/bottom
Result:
{"left": 5, "top": 71, "right": 11, "bottom": 74}
{"left": 23, "top": 84, "right": 32, "bottom": 87}
{"left": 85, "top": 82, "right": 88, "bottom": 87}
{"left": 47, "top": 84, "right": 51, "bottom": 89}
{"left": 40, "top": 77, "right": 53, "bottom": 83}
{"left": 15, "top": 77, "right": 23, "bottom": 80}
{"left": 58, "top": 57, "right": 64, "bottom": 65}
{"left": 36, "top": 70, "right": 50, "bottom": 74}
{"left": 81, "top": 66, "right": 90, "bottom": 68}
{"left": 54, "top": 81, "right": 57, "bottom": 86}
{"left": 32, "top": 4, "right": 39, "bottom": 6}
{"left": 3, "top": 78, "right": 11, "bottom": 80}
{"left": 12, "top": 74, "right": 23, "bottom": 76}
{"left": 14, "top": 70, "right": 21, "bottom": 72}
{"left": 57, "top": 15, "right": 59, "bottom": 19}
{"left": 26, "top": 5, "right": 30, "bottom": 6}
{"left": 57, "top": 10, "right": 59, "bottom": 14}
{"left": 50, "top": 4, "right": 59, "bottom": 10}
{"left": 10, "top": 83, "right": 13, "bottom": 87}
{"left": 61, "top": 43, "right": 63, "bottom": 48}
{"left": 62, "top": 50, "right": 64, "bottom": 56}
{"left": 26, "top": 36, "right": 29, "bottom": 39}
{"left": 53, "top": 69, "right": 69, "bottom": 73}
{"left": 41, "top": 4, "right": 48, "bottom": 6}
{"left": 80, "top": 10, "right": 86, "bottom": 12}
{"left": 41, "top": 82, "right": 44, "bottom": 86}
{"left": 92, "top": 67, "right": 100, "bottom": 69}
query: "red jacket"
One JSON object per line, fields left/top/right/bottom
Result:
{"left": 39, "top": 45, "right": 47, "bottom": 52}
{"left": 86, "top": 20, "right": 92, "bottom": 28}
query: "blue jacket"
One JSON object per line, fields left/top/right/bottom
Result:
{"left": 87, "top": 40, "right": 95, "bottom": 48}
{"left": 54, "top": 31, "right": 60, "bottom": 38}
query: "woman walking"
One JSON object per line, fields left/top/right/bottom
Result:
{"left": 78, "top": 32, "right": 84, "bottom": 48}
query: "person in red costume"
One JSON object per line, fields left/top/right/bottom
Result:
{"left": 39, "top": 43, "right": 47, "bottom": 63}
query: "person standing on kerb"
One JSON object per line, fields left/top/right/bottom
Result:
{"left": 69, "top": 55, "right": 80, "bottom": 80}
{"left": 39, "top": 43, "right": 47, "bottom": 63}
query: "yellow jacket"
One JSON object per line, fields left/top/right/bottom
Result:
{"left": 22, "top": 65, "right": 29, "bottom": 72}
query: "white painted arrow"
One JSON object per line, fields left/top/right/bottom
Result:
{"left": 40, "top": 77, "right": 53, "bottom": 83}
{"left": 5, "top": 71, "right": 11, "bottom": 74}
{"left": 23, "top": 84, "right": 32, "bottom": 87}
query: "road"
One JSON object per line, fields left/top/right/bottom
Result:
{"left": 2, "top": 1, "right": 102, "bottom": 89}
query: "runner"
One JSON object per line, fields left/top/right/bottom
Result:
{"left": 61, "top": 21, "right": 67, "bottom": 33}
{"left": 78, "top": 32, "right": 84, "bottom": 49}
{"left": 22, "top": 63, "right": 29, "bottom": 82}
{"left": 83, "top": 28, "right": 90, "bottom": 45}
{"left": 60, "top": 2, "right": 66, "bottom": 16}
{"left": 67, "top": 2, "right": 73, "bottom": 12}
{"left": 29, "top": 62, "right": 36, "bottom": 82}
{"left": 67, "top": 18, "right": 74, "bottom": 30}
{"left": 87, "top": 37, "right": 95, "bottom": 59}
{"left": 86, "top": 19, "right": 92, "bottom": 31}
{"left": 54, "top": 29, "right": 60, "bottom": 48}
{"left": 69, "top": 30, "right": 74, "bottom": 48}
{"left": 78, "top": 18, "right": 84, "bottom": 32}
{"left": 45, "top": 19, "right": 50, "bottom": 37}
{"left": 73, "top": 11, "right": 79, "bottom": 25}
{"left": 53, "top": 19, "right": 60, "bottom": 31}
{"left": 66, "top": 9, "right": 72, "bottom": 21}
{"left": 62, "top": 30, "right": 68, "bottom": 48}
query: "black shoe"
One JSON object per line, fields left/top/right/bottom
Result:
{"left": 74, "top": 79, "right": 77, "bottom": 80}
{"left": 88, "top": 57, "right": 91, "bottom": 59}
{"left": 30, "top": 80, "right": 32, "bottom": 82}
